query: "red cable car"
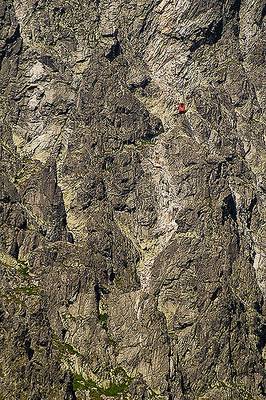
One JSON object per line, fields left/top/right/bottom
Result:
{"left": 178, "top": 103, "right": 186, "bottom": 114}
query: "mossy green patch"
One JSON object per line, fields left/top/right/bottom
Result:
{"left": 137, "top": 138, "right": 156, "bottom": 147}
{"left": 17, "top": 261, "right": 30, "bottom": 277}
{"left": 64, "top": 343, "right": 80, "bottom": 355}
{"left": 73, "top": 367, "right": 132, "bottom": 398}
{"left": 99, "top": 313, "right": 108, "bottom": 330}
{"left": 73, "top": 374, "right": 98, "bottom": 391}
{"left": 15, "top": 286, "right": 39, "bottom": 296}
{"left": 107, "top": 335, "right": 117, "bottom": 347}
{"left": 52, "top": 334, "right": 81, "bottom": 357}
{"left": 103, "top": 381, "right": 129, "bottom": 397}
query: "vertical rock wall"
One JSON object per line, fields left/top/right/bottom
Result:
{"left": 0, "top": 0, "right": 265, "bottom": 399}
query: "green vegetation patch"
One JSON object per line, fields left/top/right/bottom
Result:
{"left": 138, "top": 138, "right": 156, "bottom": 147}
{"left": 103, "top": 381, "right": 129, "bottom": 397}
{"left": 52, "top": 334, "right": 81, "bottom": 357}
{"left": 15, "top": 285, "right": 39, "bottom": 296}
{"left": 73, "top": 367, "right": 132, "bottom": 398}
{"left": 73, "top": 374, "right": 98, "bottom": 391}
{"left": 99, "top": 312, "right": 108, "bottom": 330}
{"left": 17, "top": 261, "right": 30, "bottom": 277}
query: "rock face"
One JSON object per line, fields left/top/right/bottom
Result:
{"left": 0, "top": 0, "right": 265, "bottom": 399}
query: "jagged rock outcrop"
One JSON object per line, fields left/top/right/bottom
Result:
{"left": 0, "top": 0, "right": 265, "bottom": 399}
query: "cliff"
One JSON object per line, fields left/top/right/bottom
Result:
{"left": 0, "top": 1, "right": 265, "bottom": 399}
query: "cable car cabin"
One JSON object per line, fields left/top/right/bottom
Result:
{"left": 178, "top": 103, "right": 186, "bottom": 114}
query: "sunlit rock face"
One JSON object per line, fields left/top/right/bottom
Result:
{"left": 0, "top": 0, "right": 265, "bottom": 399}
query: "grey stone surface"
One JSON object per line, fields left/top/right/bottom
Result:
{"left": 0, "top": 0, "right": 265, "bottom": 399}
